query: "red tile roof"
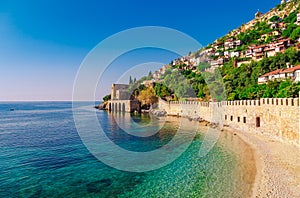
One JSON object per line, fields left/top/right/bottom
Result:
{"left": 260, "top": 65, "right": 300, "bottom": 77}
{"left": 253, "top": 44, "right": 267, "bottom": 49}
{"left": 280, "top": 65, "right": 300, "bottom": 73}
{"left": 261, "top": 69, "right": 283, "bottom": 77}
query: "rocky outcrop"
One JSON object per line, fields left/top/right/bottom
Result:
{"left": 149, "top": 109, "right": 167, "bottom": 117}
{"left": 95, "top": 101, "right": 108, "bottom": 110}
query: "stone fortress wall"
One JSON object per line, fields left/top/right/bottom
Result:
{"left": 158, "top": 96, "right": 300, "bottom": 145}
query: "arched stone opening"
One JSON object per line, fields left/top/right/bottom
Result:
{"left": 122, "top": 103, "right": 125, "bottom": 112}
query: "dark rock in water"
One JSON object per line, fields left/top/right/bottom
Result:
{"left": 86, "top": 179, "right": 112, "bottom": 193}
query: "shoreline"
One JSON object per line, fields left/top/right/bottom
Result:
{"left": 196, "top": 121, "right": 256, "bottom": 197}
{"left": 98, "top": 110, "right": 299, "bottom": 196}
{"left": 99, "top": 110, "right": 300, "bottom": 197}
{"left": 169, "top": 115, "right": 300, "bottom": 197}
{"left": 222, "top": 126, "right": 300, "bottom": 197}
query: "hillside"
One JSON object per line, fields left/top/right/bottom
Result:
{"left": 143, "top": 0, "right": 300, "bottom": 101}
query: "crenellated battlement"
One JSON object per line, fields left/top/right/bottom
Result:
{"left": 223, "top": 98, "right": 299, "bottom": 107}
{"left": 162, "top": 97, "right": 300, "bottom": 107}
{"left": 169, "top": 100, "right": 210, "bottom": 107}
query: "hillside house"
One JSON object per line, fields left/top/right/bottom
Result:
{"left": 202, "top": 48, "right": 214, "bottom": 54}
{"left": 224, "top": 51, "right": 240, "bottom": 58}
{"left": 214, "top": 51, "right": 224, "bottom": 57}
{"left": 213, "top": 42, "right": 224, "bottom": 50}
{"left": 210, "top": 57, "right": 226, "bottom": 68}
{"left": 281, "top": 65, "right": 300, "bottom": 82}
{"left": 258, "top": 65, "right": 300, "bottom": 84}
{"left": 264, "top": 44, "right": 276, "bottom": 57}
{"left": 245, "top": 46, "right": 254, "bottom": 58}
{"left": 253, "top": 45, "right": 266, "bottom": 60}
{"left": 275, "top": 38, "right": 291, "bottom": 53}
{"left": 190, "top": 57, "right": 201, "bottom": 66}
{"left": 258, "top": 69, "right": 284, "bottom": 84}
{"left": 244, "top": 38, "right": 291, "bottom": 61}
{"left": 152, "top": 71, "right": 162, "bottom": 80}
{"left": 224, "top": 39, "right": 242, "bottom": 50}
{"left": 270, "top": 23, "right": 278, "bottom": 29}
{"left": 272, "top": 30, "right": 281, "bottom": 37}
{"left": 159, "top": 65, "right": 169, "bottom": 74}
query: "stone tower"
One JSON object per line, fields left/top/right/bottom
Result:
{"left": 281, "top": 0, "right": 285, "bottom": 4}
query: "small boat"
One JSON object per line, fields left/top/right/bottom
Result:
{"left": 10, "top": 108, "right": 15, "bottom": 111}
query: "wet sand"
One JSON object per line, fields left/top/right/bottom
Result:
{"left": 223, "top": 127, "right": 300, "bottom": 197}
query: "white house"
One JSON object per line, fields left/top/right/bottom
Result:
{"left": 258, "top": 65, "right": 300, "bottom": 84}
{"left": 282, "top": 65, "right": 300, "bottom": 82}
{"left": 230, "top": 51, "right": 240, "bottom": 58}
{"left": 294, "top": 70, "right": 300, "bottom": 82}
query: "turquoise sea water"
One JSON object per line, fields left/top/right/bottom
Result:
{"left": 0, "top": 102, "right": 253, "bottom": 197}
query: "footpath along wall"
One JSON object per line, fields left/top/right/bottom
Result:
{"left": 158, "top": 96, "right": 300, "bottom": 145}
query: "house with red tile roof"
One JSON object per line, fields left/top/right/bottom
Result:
{"left": 258, "top": 65, "right": 300, "bottom": 84}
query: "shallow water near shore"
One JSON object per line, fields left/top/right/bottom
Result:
{"left": 0, "top": 102, "right": 255, "bottom": 197}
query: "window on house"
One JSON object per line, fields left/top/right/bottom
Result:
{"left": 230, "top": 116, "right": 233, "bottom": 121}
{"left": 237, "top": 117, "right": 240, "bottom": 122}
{"left": 243, "top": 117, "right": 246, "bottom": 123}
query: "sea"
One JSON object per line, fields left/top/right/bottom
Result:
{"left": 0, "top": 102, "right": 254, "bottom": 197}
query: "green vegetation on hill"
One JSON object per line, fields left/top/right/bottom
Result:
{"left": 221, "top": 48, "right": 300, "bottom": 100}
{"left": 153, "top": 48, "right": 300, "bottom": 101}
{"left": 237, "top": 21, "right": 278, "bottom": 47}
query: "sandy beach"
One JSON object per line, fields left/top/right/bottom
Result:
{"left": 223, "top": 127, "right": 300, "bottom": 197}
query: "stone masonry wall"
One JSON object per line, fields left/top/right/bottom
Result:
{"left": 158, "top": 97, "right": 300, "bottom": 145}
{"left": 109, "top": 100, "right": 140, "bottom": 113}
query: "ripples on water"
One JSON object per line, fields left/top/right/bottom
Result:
{"left": 0, "top": 102, "right": 253, "bottom": 197}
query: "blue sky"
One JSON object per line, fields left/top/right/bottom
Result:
{"left": 0, "top": 0, "right": 279, "bottom": 101}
